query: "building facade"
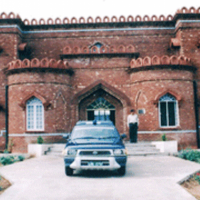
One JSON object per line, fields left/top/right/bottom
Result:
{"left": 0, "top": 7, "right": 200, "bottom": 152}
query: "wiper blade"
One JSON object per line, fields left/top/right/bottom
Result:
{"left": 73, "top": 137, "right": 97, "bottom": 140}
{"left": 98, "top": 136, "right": 118, "bottom": 139}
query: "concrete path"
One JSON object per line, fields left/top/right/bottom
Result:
{"left": 0, "top": 155, "right": 200, "bottom": 200}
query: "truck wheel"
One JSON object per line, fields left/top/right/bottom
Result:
{"left": 65, "top": 166, "right": 73, "bottom": 176}
{"left": 117, "top": 166, "right": 126, "bottom": 176}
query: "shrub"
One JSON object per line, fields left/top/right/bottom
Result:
{"left": 178, "top": 149, "right": 200, "bottom": 162}
{"left": 0, "top": 156, "right": 15, "bottom": 165}
{"left": 37, "top": 136, "right": 44, "bottom": 144}
{"left": 161, "top": 133, "right": 166, "bottom": 141}
{"left": 17, "top": 155, "right": 25, "bottom": 161}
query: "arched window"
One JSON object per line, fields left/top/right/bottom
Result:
{"left": 87, "top": 97, "right": 115, "bottom": 124}
{"left": 26, "top": 97, "right": 44, "bottom": 131}
{"left": 159, "top": 93, "right": 179, "bottom": 127}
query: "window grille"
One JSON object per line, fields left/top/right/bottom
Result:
{"left": 26, "top": 97, "right": 44, "bottom": 131}
{"left": 158, "top": 93, "right": 179, "bottom": 127}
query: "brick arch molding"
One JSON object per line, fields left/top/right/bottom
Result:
{"left": 72, "top": 80, "right": 131, "bottom": 107}
{"left": 19, "top": 91, "right": 50, "bottom": 110}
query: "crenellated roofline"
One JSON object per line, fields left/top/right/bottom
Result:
{"left": 0, "top": 7, "right": 200, "bottom": 29}
{"left": 128, "top": 55, "right": 196, "bottom": 72}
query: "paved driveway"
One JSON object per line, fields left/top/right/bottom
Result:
{"left": 0, "top": 155, "right": 200, "bottom": 200}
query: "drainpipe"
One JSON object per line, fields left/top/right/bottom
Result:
{"left": 193, "top": 81, "right": 200, "bottom": 148}
{"left": 5, "top": 85, "right": 9, "bottom": 150}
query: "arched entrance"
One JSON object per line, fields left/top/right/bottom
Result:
{"left": 72, "top": 80, "right": 131, "bottom": 133}
{"left": 87, "top": 97, "right": 115, "bottom": 124}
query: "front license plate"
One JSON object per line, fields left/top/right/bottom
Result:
{"left": 88, "top": 162, "right": 103, "bottom": 166}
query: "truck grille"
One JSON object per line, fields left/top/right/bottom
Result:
{"left": 79, "top": 150, "right": 111, "bottom": 156}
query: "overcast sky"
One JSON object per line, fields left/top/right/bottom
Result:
{"left": 1, "top": 0, "right": 200, "bottom": 21}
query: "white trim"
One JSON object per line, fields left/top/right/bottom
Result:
{"left": 8, "top": 130, "right": 196, "bottom": 137}
{"left": 138, "top": 130, "right": 196, "bottom": 134}
{"left": 0, "top": 24, "right": 174, "bottom": 35}
{"left": 9, "top": 133, "right": 69, "bottom": 137}
{"left": 176, "top": 20, "right": 200, "bottom": 28}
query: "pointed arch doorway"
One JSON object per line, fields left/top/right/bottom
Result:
{"left": 87, "top": 97, "right": 115, "bottom": 124}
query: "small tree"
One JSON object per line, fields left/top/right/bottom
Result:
{"left": 161, "top": 133, "right": 167, "bottom": 141}
{"left": 37, "top": 136, "right": 44, "bottom": 144}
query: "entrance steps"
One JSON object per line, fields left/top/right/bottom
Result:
{"left": 125, "top": 142, "right": 165, "bottom": 156}
{"left": 46, "top": 144, "right": 65, "bottom": 157}
{"left": 46, "top": 142, "right": 165, "bottom": 157}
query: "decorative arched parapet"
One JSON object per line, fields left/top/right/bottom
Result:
{"left": 14, "top": 60, "right": 22, "bottom": 68}
{"left": 79, "top": 17, "right": 85, "bottom": 23}
{"left": 110, "top": 46, "right": 116, "bottom": 53}
{"left": 31, "top": 58, "right": 40, "bottom": 67}
{"left": 159, "top": 15, "right": 166, "bottom": 21}
{"left": 55, "top": 18, "right": 62, "bottom": 24}
{"left": 7, "top": 58, "right": 74, "bottom": 76}
{"left": 127, "top": 16, "right": 134, "bottom": 22}
{"left": 126, "top": 45, "right": 135, "bottom": 53}
{"left": 71, "top": 17, "right": 78, "bottom": 24}
{"left": 153, "top": 89, "right": 182, "bottom": 107}
{"left": 23, "top": 19, "right": 30, "bottom": 25}
{"left": 19, "top": 91, "right": 50, "bottom": 111}
{"left": 151, "top": 15, "right": 158, "bottom": 21}
{"left": 95, "top": 16, "right": 102, "bottom": 23}
{"left": 63, "top": 17, "right": 70, "bottom": 24}
{"left": 73, "top": 46, "right": 80, "bottom": 54}
{"left": 129, "top": 55, "right": 193, "bottom": 71}
{"left": 130, "top": 59, "right": 136, "bottom": 68}
{"left": 82, "top": 46, "right": 90, "bottom": 54}
{"left": 40, "top": 58, "right": 49, "bottom": 68}
{"left": 118, "top": 45, "right": 125, "bottom": 53}
{"left": 91, "top": 46, "right": 98, "bottom": 53}
{"left": 31, "top": 19, "right": 38, "bottom": 25}
{"left": 135, "top": 58, "right": 143, "bottom": 67}
{"left": 143, "top": 56, "right": 151, "bottom": 66}
{"left": 161, "top": 55, "right": 170, "bottom": 65}
{"left": 63, "top": 46, "right": 72, "bottom": 54}
{"left": 103, "top": 16, "right": 110, "bottom": 23}
{"left": 72, "top": 79, "right": 131, "bottom": 107}
{"left": 0, "top": 12, "right": 7, "bottom": 19}
{"left": 49, "top": 59, "right": 57, "bottom": 68}
{"left": 111, "top": 16, "right": 118, "bottom": 22}
{"left": 152, "top": 55, "right": 161, "bottom": 65}
{"left": 178, "top": 55, "right": 187, "bottom": 65}
{"left": 143, "top": 15, "right": 150, "bottom": 21}
{"left": 39, "top": 18, "right": 46, "bottom": 25}
{"left": 22, "top": 59, "right": 31, "bottom": 68}
{"left": 166, "top": 15, "right": 173, "bottom": 21}
{"left": 119, "top": 16, "right": 126, "bottom": 22}
{"left": 135, "top": 15, "right": 142, "bottom": 22}
{"left": 57, "top": 60, "right": 65, "bottom": 68}
{"left": 87, "top": 16, "right": 93, "bottom": 23}
{"left": 47, "top": 18, "right": 54, "bottom": 25}
{"left": 170, "top": 56, "right": 179, "bottom": 65}
{"left": 8, "top": 12, "right": 15, "bottom": 19}
{"left": 100, "top": 46, "right": 109, "bottom": 53}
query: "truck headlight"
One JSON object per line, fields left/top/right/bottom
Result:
{"left": 63, "top": 148, "right": 77, "bottom": 156}
{"left": 113, "top": 149, "right": 125, "bottom": 155}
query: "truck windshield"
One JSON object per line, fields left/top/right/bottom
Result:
{"left": 71, "top": 127, "right": 118, "bottom": 140}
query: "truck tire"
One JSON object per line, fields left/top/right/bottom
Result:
{"left": 65, "top": 166, "right": 73, "bottom": 176}
{"left": 117, "top": 166, "right": 126, "bottom": 176}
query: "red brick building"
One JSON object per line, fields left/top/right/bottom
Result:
{"left": 0, "top": 7, "right": 200, "bottom": 152}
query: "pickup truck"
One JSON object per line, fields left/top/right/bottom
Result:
{"left": 63, "top": 120, "right": 127, "bottom": 176}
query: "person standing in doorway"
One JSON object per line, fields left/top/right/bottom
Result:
{"left": 127, "top": 109, "right": 139, "bottom": 143}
